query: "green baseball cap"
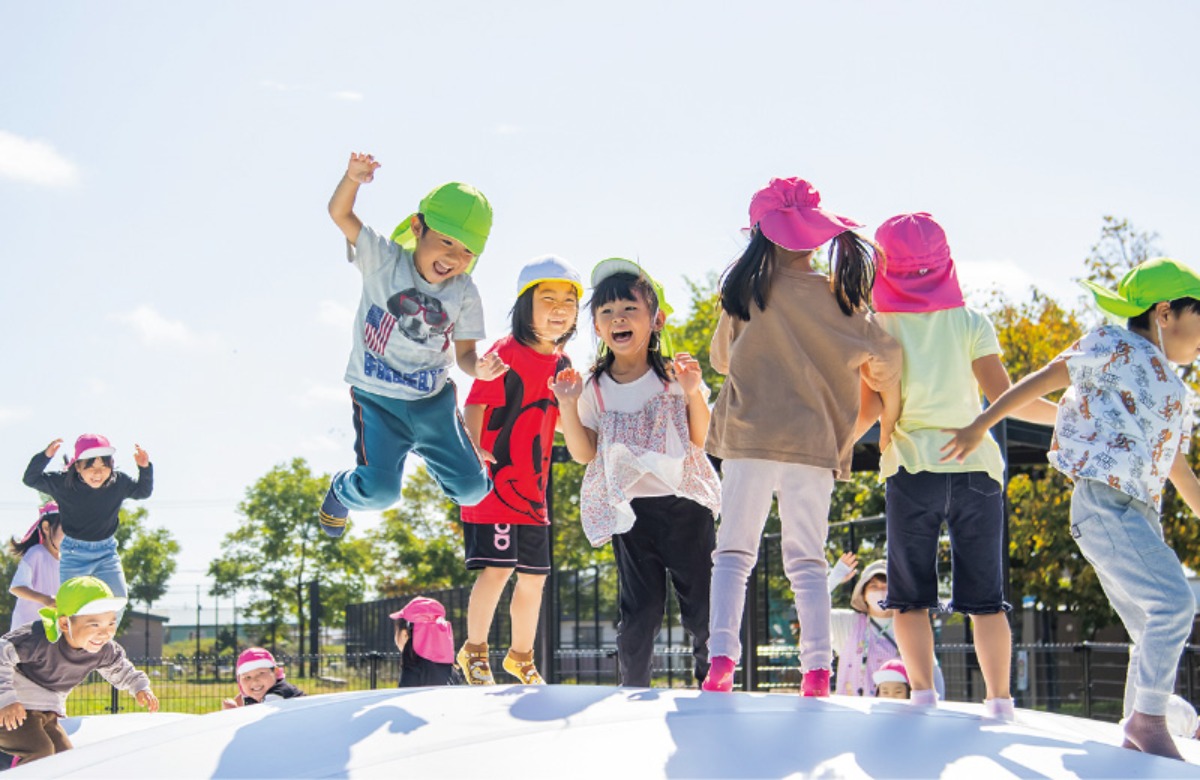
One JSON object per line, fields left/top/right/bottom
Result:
{"left": 40, "top": 576, "right": 127, "bottom": 641}
{"left": 1080, "top": 257, "right": 1200, "bottom": 318}
{"left": 390, "top": 182, "right": 493, "bottom": 273}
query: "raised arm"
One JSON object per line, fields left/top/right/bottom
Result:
{"left": 673, "top": 353, "right": 710, "bottom": 448}
{"left": 328, "top": 152, "right": 380, "bottom": 245}
{"left": 548, "top": 368, "right": 598, "bottom": 463}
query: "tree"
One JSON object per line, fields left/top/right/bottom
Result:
{"left": 370, "top": 465, "right": 475, "bottom": 595}
{"left": 208, "top": 459, "right": 371, "bottom": 657}
{"left": 115, "top": 506, "right": 180, "bottom": 648}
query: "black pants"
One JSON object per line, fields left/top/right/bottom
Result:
{"left": 613, "top": 495, "right": 716, "bottom": 687}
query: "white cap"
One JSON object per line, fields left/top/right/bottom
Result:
{"left": 517, "top": 255, "right": 583, "bottom": 299}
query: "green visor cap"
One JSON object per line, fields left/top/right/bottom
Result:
{"left": 1080, "top": 257, "right": 1200, "bottom": 318}
{"left": 40, "top": 576, "right": 127, "bottom": 642}
{"left": 390, "top": 182, "right": 493, "bottom": 274}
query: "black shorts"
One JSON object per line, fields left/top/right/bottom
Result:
{"left": 463, "top": 522, "right": 550, "bottom": 574}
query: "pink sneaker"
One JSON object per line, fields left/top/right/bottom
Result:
{"left": 801, "top": 668, "right": 831, "bottom": 697}
{"left": 701, "top": 656, "right": 736, "bottom": 692}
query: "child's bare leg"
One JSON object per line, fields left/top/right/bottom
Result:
{"left": 970, "top": 612, "right": 1012, "bottom": 700}
{"left": 509, "top": 573, "right": 547, "bottom": 653}
{"left": 1124, "top": 711, "right": 1184, "bottom": 760}
{"left": 894, "top": 609, "right": 935, "bottom": 692}
{"left": 467, "top": 567, "right": 513, "bottom": 645}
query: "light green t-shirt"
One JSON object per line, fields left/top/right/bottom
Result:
{"left": 876, "top": 307, "right": 1006, "bottom": 484}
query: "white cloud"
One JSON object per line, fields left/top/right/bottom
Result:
{"left": 0, "top": 130, "right": 79, "bottom": 187}
{"left": 330, "top": 91, "right": 363, "bottom": 102}
{"left": 109, "top": 305, "right": 223, "bottom": 350}
{"left": 494, "top": 124, "right": 522, "bottom": 135}
{"left": 318, "top": 299, "right": 354, "bottom": 328}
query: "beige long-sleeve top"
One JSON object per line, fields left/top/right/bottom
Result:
{"left": 706, "top": 268, "right": 902, "bottom": 479}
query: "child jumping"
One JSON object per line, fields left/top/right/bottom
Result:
{"left": 872, "top": 213, "right": 1058, "bottom": 719}
{"left": 702, "top": 178, "right": 902, "bottom": 695}
{"left": 8, "top": 502, "right": 63, "bottom": 631}
{"left": 553, "top": 259, "right": 720, "bottom": 687}
{"left": 22, "top": 435, "right": 152, "bottom": 599}
{"left": 222, "top": 647, "right": 305, "bottom": 708}
{"left": 944, "top": 257, "right": 1200, "bottom": 759}
{"left": 320, "top": 152, "right": 504, "bottom": 536}
{"left": 458, "top": 256, "right": 582, "bottom": 685}
{"left": 392, "top": 596, "right": 460, "bottom": 687}
{"left": 0, "top": 577, "right": 157, "bottom": 764}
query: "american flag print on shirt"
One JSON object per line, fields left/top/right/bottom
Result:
{"left": 363, "top": 305, "right": 396, "bottom": 355}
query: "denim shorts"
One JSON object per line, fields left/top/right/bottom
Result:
{"left": 882, "top": 469, "right": 1010, "bottom": 614}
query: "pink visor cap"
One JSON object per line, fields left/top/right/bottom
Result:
{"left": 70, "top": 434, "right": 116, "bottom": 465}
{"left": 748, "top": 177, "right": 863, "bottom": 252}
{"left": 872, "top": 212, "right": 965, "bottom": 314}
{"left": 391, "top": 596, "right": 455, "bottom": 664}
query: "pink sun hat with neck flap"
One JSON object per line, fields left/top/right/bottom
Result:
{"left": 872, "top": 212, "right": 965, "bottom": 314}
{"left": 390, "top": 596, "right": 455, "bottom": 663}
{"left": 748, "top": 177, "right": 864, "bottom": 252}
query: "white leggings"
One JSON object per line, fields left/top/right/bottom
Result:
{"left": 708, "top": 459, "right": 835, "bottom": 671}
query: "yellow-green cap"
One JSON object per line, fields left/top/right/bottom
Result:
{"left": 590, "top": 258, "right": 675, "bottom": 357}
{"left": 1080, "top": 257, "right": 1200, "bottom": 318}
{"left": 40, "top": 576, "right": 126, "bottom": 642}
{"left": 390, "top": 182, "right": 493, "bottom": 273}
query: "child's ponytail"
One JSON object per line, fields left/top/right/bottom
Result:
{"left": 720, "top": 229, "right": 775, "bottom": 322}
{"left": 829, "top": 232, "right": 876, "bottom": 315}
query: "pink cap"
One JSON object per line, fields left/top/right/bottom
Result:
{"left": 70, "top": 434, "right": 116, "bottom": 465}
{"left": 873, "top": 658, "right": 909, "bottom": 686}
{"left": 872, "top": 212, "right": 965, "bottom": 314}
{"left": 747, "top": 178, "right": 863, "bottom": 252}
{"left": 18, "top": 502, "right": 60, "bottom": 546}
{"left": 390, "top": 596, "right": 454, "bottom": 664}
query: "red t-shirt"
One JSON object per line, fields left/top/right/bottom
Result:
{"left": 461, "top": 336, "right": 570, "bottom": 525}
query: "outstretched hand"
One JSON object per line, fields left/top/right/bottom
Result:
{"left": 475, "top": 352, "right": 509, "bottom": 381}
{"left": 134, "top": 444, "right": 150, "bottom": 468}
{"left": 548, "top": 367, "right": 584, "bottom": 402}
{"left": 672, "top": 352, "right": 704, "bottom": 397}
{"left": 136, "top": 689, "right": 160, "bottom": 713}
{"left": 346, "top": 152, "right": 381, "bottom": 184}
{"left": 837, "top": 552, "right": 859, "bottom": 584}
{"left": 44, "top": 439, "right": 63, "bottom": 458}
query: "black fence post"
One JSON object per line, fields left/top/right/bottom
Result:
{"left": 309, "top": 580, "right": 320, "bottom": 678}
{"left": 742, "top": 561, "right": 758, "bottom": 691}
{"left": 368, "top": 651, "right": 382, "bottom": 690}
{"left": 109, "top": 684, "right": 120, "bottom": 714}
{"left": 1082, "top": 643, "right": 1092, "bottom": 720}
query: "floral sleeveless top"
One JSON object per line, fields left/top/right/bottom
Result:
{"left": 580, "top": 379, "right": 721, "bottom": 546}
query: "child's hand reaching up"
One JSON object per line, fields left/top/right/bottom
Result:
{"left": 44, "top": 439, "right": 63, "bottom": 458}
{"left": 346, "top": 152, "right": 381, "bottom": 184}
{"left": 673, "top": 353, "right": 706, "bottom": 398}
{"left": 475, "top": 352, "right": 509, "bottom": 381}
{"left": 134, "top": 444, "right": 150, "bottom": 468}
{"left": 548, "top": 368, "right": 583, "bottom": 403}
{"left": 136, "top": 689, "right": 160, "bottom": 713}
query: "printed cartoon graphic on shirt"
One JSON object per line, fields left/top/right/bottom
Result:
{"left": 482, "top": 354, "right": 570, "bottom": 524}
{"left": 387, "top": 289, "right": 454, "bottom": 351}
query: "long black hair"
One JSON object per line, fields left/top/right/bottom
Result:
{"left": 587, "top": 272, "right": 672, "bottom": 384}
{"left": 510, "top": 284, "right": 578, "bottom": 348}
{"left": 8, "top": 512, "right": 61, "bottom": 559}
{"left": 720, "top": 229, "right": 876, "bottom": 320}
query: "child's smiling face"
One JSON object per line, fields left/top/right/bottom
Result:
{"left": 75, "top": 457, "right": 112, "bottom": 489}
{"left": 239, "top": 667, "right": 278, "bottom": 700}
{"left": 531, "top": 281, "right": 579, "bottom": 347}
{"left": 593, "top": 289, "right": 661, "bottom": 360}
{"left": 62, "top": 612, "right": 117, "bottom": 653}
{"left": 411, "top": 218, "right": 475, "bottom": 284}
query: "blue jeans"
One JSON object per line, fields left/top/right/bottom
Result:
{"left": 59, "top": 536, "right": 128, "bottom": 598}
{"left": 332, "top": 384, "right": 490, "bottom": 511}
{"left": 883, "top": 469, "right": 1010, "bottom": 614}
{"left": 1070, "top": 478, "right": 1194, "bottom": 717}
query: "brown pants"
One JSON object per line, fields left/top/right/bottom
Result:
{"left": 0, "top": 709, "right": 72, "bottom": 763}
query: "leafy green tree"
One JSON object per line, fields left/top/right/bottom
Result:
{"left": 208, "top": 459, "right": 371, "bottom": 657}
{"left": 115, "top": 506, "right": 180, "bottom": 644}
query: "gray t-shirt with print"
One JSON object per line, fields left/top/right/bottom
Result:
{"left": 343, "top": 225, "right": 485, "bottom": 400}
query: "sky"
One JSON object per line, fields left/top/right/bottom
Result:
{"left": 3, "top": 1, "right": 1200, "bottom": 625}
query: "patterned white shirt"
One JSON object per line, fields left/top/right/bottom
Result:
{"left": 1049, "top": 326, "right": 1194, "bottom": 510}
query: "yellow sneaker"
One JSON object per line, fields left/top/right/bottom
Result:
{"left": 457, "top": 643, "right": 495, "bottom": 685}
{"left": 502, "top": 650, "right": 546, "bottom": 685}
